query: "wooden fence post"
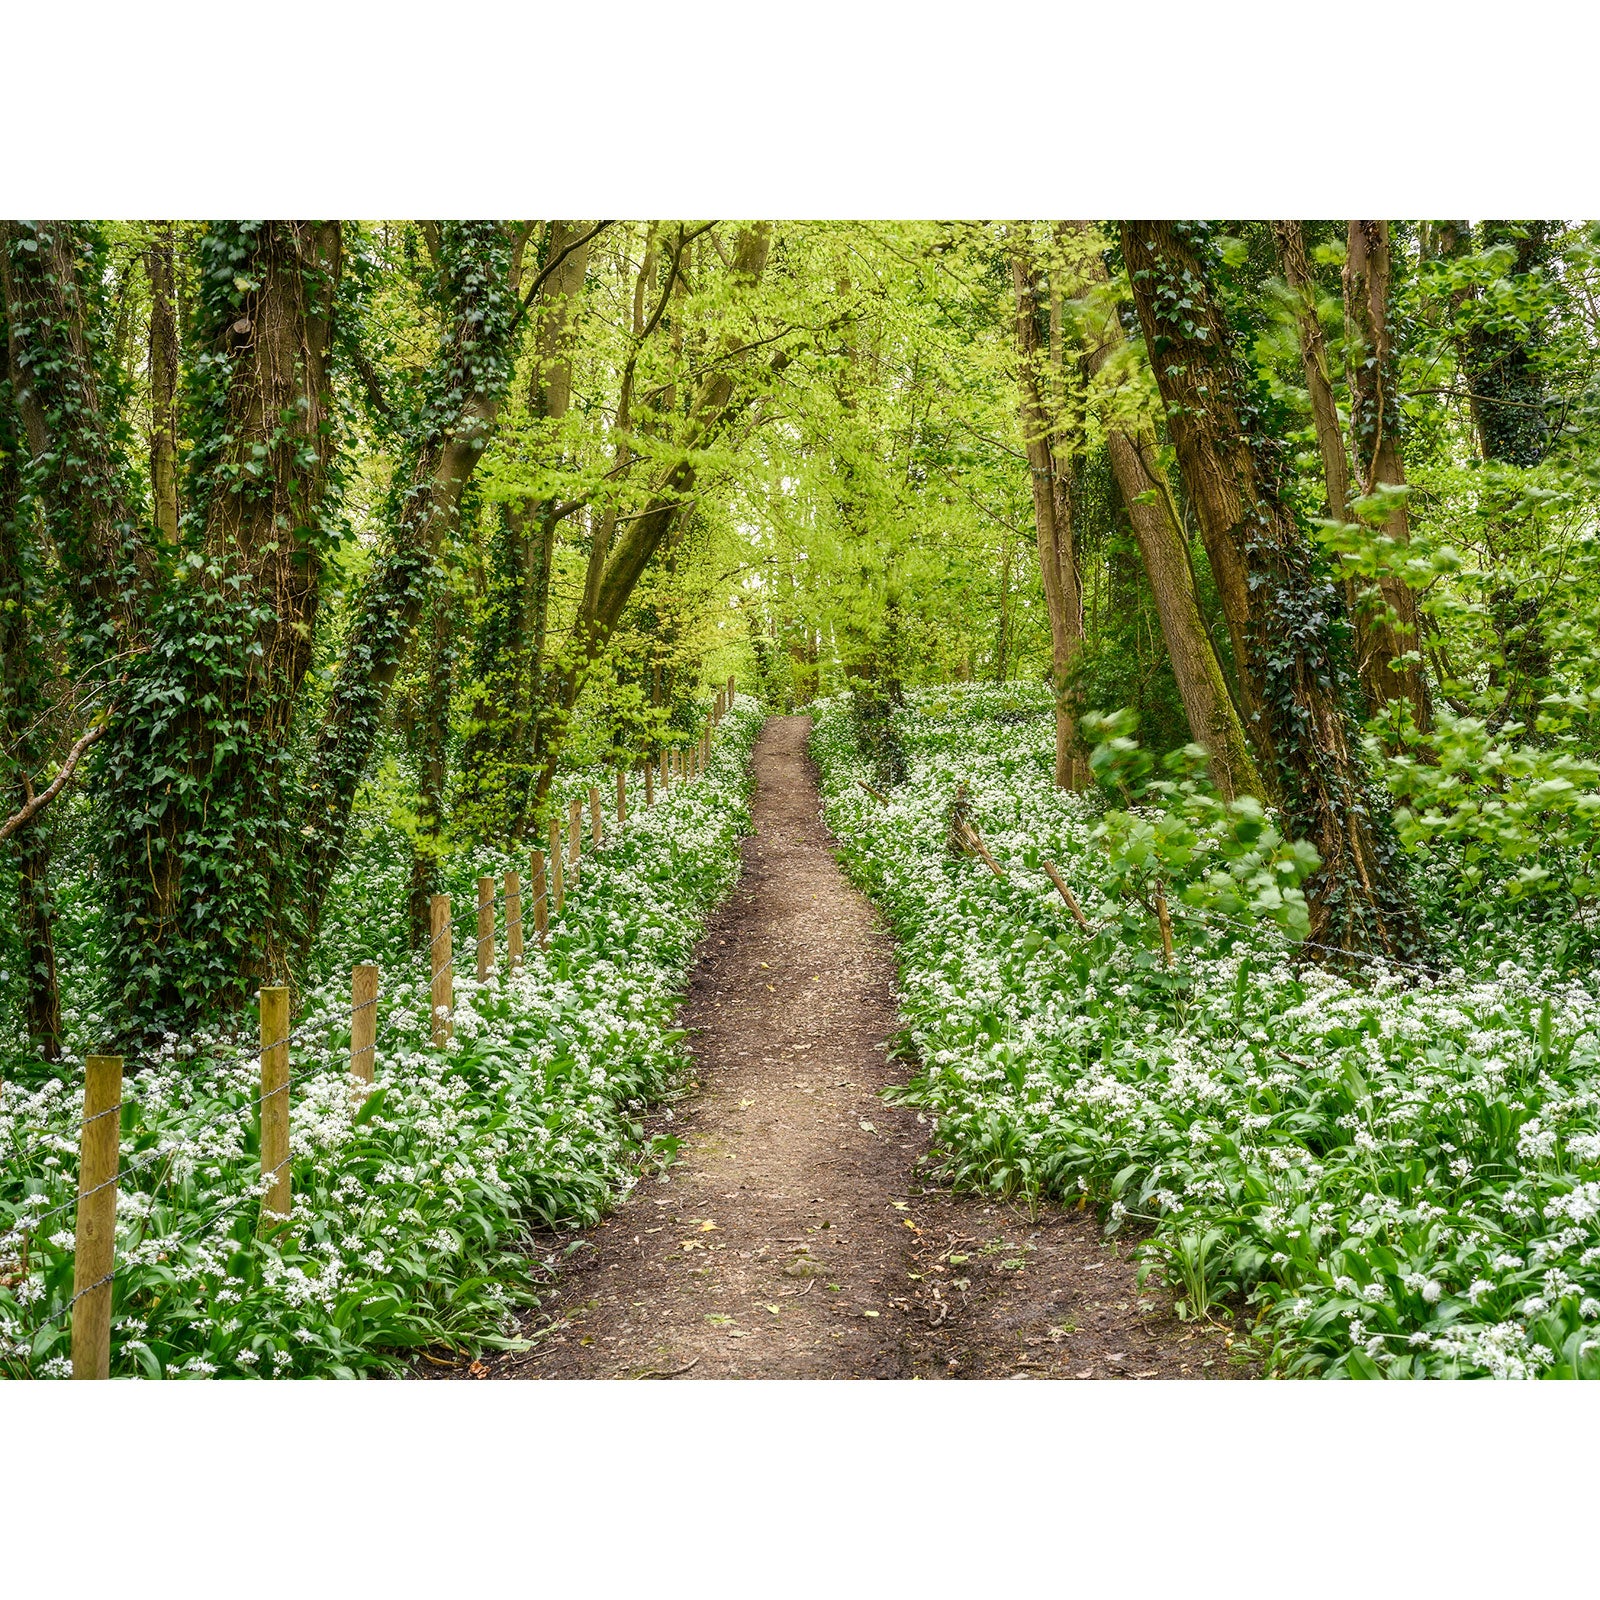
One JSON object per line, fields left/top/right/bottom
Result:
{"left": 505, "top": 871, "right": 523, "bottom": 967}
{"left": 350, "top": 964, "right": 378, "bottom": 1100}
{"left": 430, "top": 893, "right": 453, "bottom": 1044}
{"left": 568, "top": 798, "right": 583, "bottom": 879}
{"left": 661, "top": 750, "right": 671, "bottom": 790}
{"left": 70, "top": 1052, "right": 122, "bottom": 1380}
{"left": 259, "top": 986, "right": 292, "bottom": 1219}
{"left": 1154, "top": 890, "right": 1174, "bottom": 968}
{"left": 644, "top": 761, "right": 655, "bottom": 806}
{"left": 476, "top": 875, "right": 495, "bottom": 980}
{"left": 588, "top": 784, "right": 602, "bottom": 848}
{"left": 616, "top": 769, "right": 627, "bottom": 825}
{"left": 548, "top": 820, "right": 564, "bottom": 913}
{"left": 530, "top": 848, "right": 549, "bottom": 941}
{"left": 728, "top": 674, "right": 735, "bottom": 702}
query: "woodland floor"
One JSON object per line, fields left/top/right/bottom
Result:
{"left": 448, "top": 716, "right": 1249, "bottom": 1381}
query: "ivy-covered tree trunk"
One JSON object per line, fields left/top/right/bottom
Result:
{"left": 402, "top": 580, "right": 460, "bottom": 950}
{"left": 0, "top": 331, "right": 62, "bottom": 1058}
{"left": 1342, "top": 220, "right": 1431, "bottom": 728}
{"left": 147, "top": 223, "right": 181, "bottom": 545}
{"left": 459, "top": 221, "right": 592, "bottom": 843}
{"left": 1009, "top": 238, "right": 1088, "bottom": 790}
{"left": 298, "top": 222, "right": 521, "bottom": 947}
{"left": 1121, "top": 220, "right": 1425, "bottom": 961}
{"left": 1069, "top": 224, "right": 1261, "bottom": 802}
{"left": 1272, "top": 220, "right": 1352, "bottom": 523}
{"left": 1465, "top": 221, "right": 1555, "bottom": 466}
{"left": 0, "top": 220, "right": 155, "bottom": 666}
{"left": 99, "top": 220, "right": 344, "bottom": 1028}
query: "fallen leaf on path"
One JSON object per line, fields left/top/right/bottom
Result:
{"left": 705, "top": 1314, "right": 733, "bottom": 1326}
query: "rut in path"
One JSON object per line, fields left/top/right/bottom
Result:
{"left": 486, "top": 715, "right": 1244, "bottom": 1380}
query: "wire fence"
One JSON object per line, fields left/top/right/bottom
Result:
{"left": 2, "top": 693, "right": 742, "bottom": 1374}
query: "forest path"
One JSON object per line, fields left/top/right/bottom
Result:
{"left": 484, "top": 716, "right": 1243, "bottom": 1380}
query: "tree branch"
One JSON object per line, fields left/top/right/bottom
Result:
{"left": 508, "top": 221, "right": 616, "bottom": 337}
{"left": 0, "top": 720, "right": 107, "bottom": 842}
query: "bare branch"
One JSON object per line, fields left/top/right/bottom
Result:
{"left": 0, "top": 720, "right": 108, "bottom": 842}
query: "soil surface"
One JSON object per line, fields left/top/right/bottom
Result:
{"left": 465, "top": 715, "right": 1249, "bottom": 1381}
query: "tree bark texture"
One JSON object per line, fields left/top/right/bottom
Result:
{"left": 97, "top": 220, "right": 345, "bottom": 1025}
{"left": 1271, "top": 221, "right": 1352, "bottom": 522}
{"left": 1342, "top": 220, "right": 1431, "bottom": 727}
{"left": 1009, "top": 239, "right": 1088, "bottom": 790}
{"left": 530, "top": 223, "right": 776, "bottom": 814}
{"left": 1068, "top": 224, "right": 1261, "bottom": 802}
{"left": 461, "top": 221, "right": 594, "bottom": 841}
{"left": 0, "top": 329, "right": 62, "bottom": 1057}
{"left": 0, "top": 220, "right": 154, "bottom": 666}
{"left": 299, "top": 222, "right": 521, "bottom": 943}
{"left": 1121, "top": 220, "right": 1425, "bottom": 960}
{"left": 146, "top": 224, "right": 181, "bottom": 545}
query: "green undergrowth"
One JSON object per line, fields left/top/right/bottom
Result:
{"left": 812, "top": 684, "right": 1600, "bottom": 1379}
{"left": 0, "top": 698, "right": 761, "bottom": 1378}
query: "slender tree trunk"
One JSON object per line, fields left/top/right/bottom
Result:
{"left": 1069, "top": 225, "right": 1261, "bottom": 801}
{"left": 461, "top": 221, "right": 594, "bottom": 842}
{"left": 404, "top": 582, "right": 459, "bottom": 950}
{"left": 146, "top": 223, "right": 180, "bottom": 545}
{"left": 1009, "top": 239, "right": 1088, "bottom": 790}
{"left": 1121, "top": 220, "right": 1425, "bottom": 960}
{"left": 15, "top": 823, "right": 61, "bottom": 1058}
{"left": 0, "top": 329, "right": 62, "bottom": 1058}
{"left": 994, "top": 525, "right": 1014, "bottom": 683}
{"left": 528, "top": 224, "right": 775, "bottom": 813}
{"left": 1343, "top": 220, "right": 1432, "bottom": 727}
{"left": 1272, "top": 221, "right": 1351, "bottom": 521}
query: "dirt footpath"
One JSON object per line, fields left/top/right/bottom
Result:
{"left": 478, "top": 715, "right": 1246, "bottom": 1380}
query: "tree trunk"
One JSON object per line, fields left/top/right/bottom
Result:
{"left": 1009, "top": 238, "right": 1088, "bottom": 790}
{"left": 99, "top": 221, "right": 343, "bottom": 1027}
{"left": 1069, "top": 224, "right": 1261, "bottom": 802}
{"left": 1342, "top": 220, "right": 1431, "bottom": 727}
{"left": 1271, "top": 221, "right": 1351, "bottom": 521}
{"left": 1121, "top": 220, "right": 1425, "bottom": 961}
{"left": 528, "top": 224, "right": 775, "bottom": 814}
{"left": 299, "top": 222, "right": 522, "bottom": 946}
{"left": 460, "top": 221, "right": 594, "bottom": 842}
{"left": 1465, "top": 221, "right": 1555, "bottom": 466}
{"left": 15, "top": 823, "right": 61, "bottom": 1058}
{"left": 0, "top": 327, "right": 62, "bottom": 1058}
{"left": 0, "top": 220, "right": 154, "bottom": 664}
{"left": 146, "top": 223, "right": 180, "bottom": 545}
{"left": 404, "top": 582, "right": 460, "bottom": 950}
